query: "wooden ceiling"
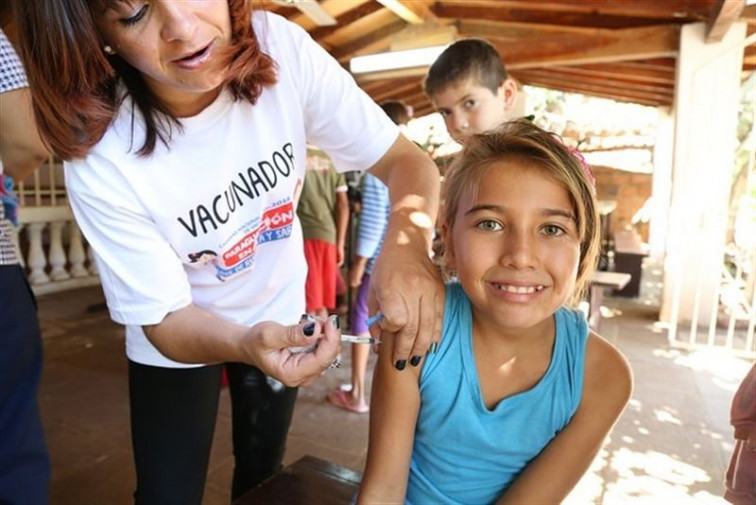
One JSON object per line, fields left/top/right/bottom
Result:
{"left": 260, "top": 0, "right": 756, "bottom": 116}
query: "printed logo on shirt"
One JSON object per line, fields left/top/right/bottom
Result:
{"left": 177, "top": 142, "right": 295, "bottom": 238}
{"left": 187, "top": 200, "right": 294, "bottom": 281}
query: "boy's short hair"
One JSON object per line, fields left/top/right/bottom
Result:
{"left": 380, "top": 100, "right": 411, "bottom": 126}
{"left": 424, "top": 38, "right": 507, "bottom": 98}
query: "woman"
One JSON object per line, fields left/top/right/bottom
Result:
{"left": 0, "top": 22, "right": 51, "bottom": 504}
{"left": 15, "top": 1, "right": 443, "bottom": 503}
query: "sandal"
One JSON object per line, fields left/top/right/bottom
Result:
{"left": 326, "top": 389, "right": 369, "bottom": 414}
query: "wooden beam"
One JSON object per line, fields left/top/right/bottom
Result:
{"left": 546, "top": 63, "right": 675, "bottom": 86}
{"left": 360, "top": 76, "right": 417, "bottom": 95}
{"left": 376, "top": 0, "right": 435, "bottom": 25}
{"left": 435, "top": 0, "right": 715, "bottom": 18}
{"left": 259, "top": 0, "right": 363, "bottom": 31}
{"left": 353, "top": 66, "right": 428, "bottom": 83}
{"left": 515, "top": 72, "right": 670, "bottom": 107}
{"left": 615, "top": 58, "right": 677, "bottom": 73}
{"left": 744, "top": 40, "right": 756, "bottom": 69}
{"left": 399, "top": 89, "right": 429, "bottom": 105}
{"left": 332, "top": 19, "right": 407, "bottom": 61}
{"left": 514, "top": 68, "right": 674, "bottom": 97}
{"left": 706, "top": 0, "right": 746, "bottom": 43}
{"left": 745, "top": 5, "right": 756, "bottom": 26}
{"left": 431, "top": 1, "right": 714, "bottom": 30}
{"left": 371, "top": 81, "right": 423, "bottom": 103}
{"left": 455, "top": 23, "right": 681, "bottom": 68}
{"left": 308, "top": 2, "right": 383, "bottom": 41}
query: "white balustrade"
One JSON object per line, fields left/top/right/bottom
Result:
{"left": 26, "top": 221, "right": 50, "bottom": 285}
{"left": 87, "top": 243, "right": 99, "bottom": 276}
{"left": 17, "top": 206, "right": 100, "bottom": 295}
{"left": 68, "top": 224, "right": 89, "bottom": 278}
{"left": 48, "top": 221, "right": 70, "bottom": 281}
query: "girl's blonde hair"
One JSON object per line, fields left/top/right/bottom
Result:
{"left": 441, "top": 119, "right": 601, "bottom": 305}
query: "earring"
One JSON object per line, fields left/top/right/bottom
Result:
{"left": 103, "top": 45, "right": 115, "bottom": 55}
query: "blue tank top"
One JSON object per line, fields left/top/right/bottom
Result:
{"left": 407, "top": 282, "right": 588, "bottom": 504}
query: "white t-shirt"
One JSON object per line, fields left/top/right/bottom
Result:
{"left": 65, "top": 12, "right": 398, "bottom": 368}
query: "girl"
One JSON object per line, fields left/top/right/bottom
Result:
{"left": 15, "top": 1, "right": 442, "bottom": 503}
{"left": 360, "top": 119, "right": 633, "bottom": 504}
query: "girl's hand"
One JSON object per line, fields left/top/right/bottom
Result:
{"left": 243, "top": 316, "right": 342, "bottom": 387}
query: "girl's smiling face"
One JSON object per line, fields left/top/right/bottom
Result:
{"left": 444, "top": 159, "right": 581, "bottom": 336}
{"left": 94, "top": 0, "right": 232, "bottom": 116}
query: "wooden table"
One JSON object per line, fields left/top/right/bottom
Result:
{"left": 233, "top": 456, "right": 361, "bottom": 505}
{"left": 587, "top": 271, "right": 631, "bottom": 331}
{"left": 612, "top": 229, "right": 648, "bottom": 297}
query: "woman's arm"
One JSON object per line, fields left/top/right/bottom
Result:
{"left": 358, "top": 328, "right": 423, "bottom": 503}
{"left": 0, "top": 86, "right": 49, "bottom": 181}
{"left": 143, "top": 306, "right": 341, "bottom": 388}
{"left": 367, "top": 134, "right": 443, "bottom": 367}
{"left": 497, "top": 332, "right": 633, "bottom": 504}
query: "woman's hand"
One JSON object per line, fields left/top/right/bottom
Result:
{"left": 243, "top": 316, "right": 342, "bottom": 387}
{"left": 144, "top": 306, "right": 341, "bottom": 387}
{"left": 369, "top": 210, "right": 444, "bottom": 370}
{"left": 365, "top": 135, "right": 444, "bottom": 371}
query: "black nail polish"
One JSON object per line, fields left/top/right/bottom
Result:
{"left": 333, "top": 316, "right": 340, "bottom": 329}
{"left": 303, "top": 322, "right": 315, "bottom": 336}
{"left": 410, "top": 355, "right": 421, "bottom": 367}
{"left": 395, "top": 359, "right": 407, "bottom": 371}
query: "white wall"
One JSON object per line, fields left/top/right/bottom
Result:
{"left": 661, "top": 21, "right": 747, "bottom": 326}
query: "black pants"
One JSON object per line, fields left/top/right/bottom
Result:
{"left": 0, "top": 265, "right": 50, "bottom": 505}
{"left": 129, "top": 361, "right": 298, "bottom": 505}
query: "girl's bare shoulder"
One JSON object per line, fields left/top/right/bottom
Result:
{"left": 583, "top": 331, "right": 633, "bottom": 402}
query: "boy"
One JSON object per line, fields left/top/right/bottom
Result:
{"left": 424, "top": 38, "right": 520, "bottom": 143}
{"left": 297, "top": 148, "right": 350, "bottom": 318}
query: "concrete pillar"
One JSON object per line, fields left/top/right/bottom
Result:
{"left": 661, "top": 21, "right": 747, "bottom": 325}
{"left": 649, "top": 109, "right": 674, "bottom": 261}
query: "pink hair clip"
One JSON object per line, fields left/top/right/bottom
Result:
{"left": 567, "top": 147, "right": 596, "bottom": 191}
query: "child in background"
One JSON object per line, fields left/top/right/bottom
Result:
{"left": 326, "top": 100, "right": 413, "bottom": 414}
{"left": 297, "top": 148, "right": 349, "bottom": 319}
{"left": 424, "top": 38, "right": 520, "bottom": 145}
{"left": 359, "top": 119, "right": 633, "bottom": 504}
{"left": 724, "top": 362, "right": 756, "bottom": 505}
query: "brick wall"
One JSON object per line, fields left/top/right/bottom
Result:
{"left": 593, "top": 165, "right": 652, "bottom": 242}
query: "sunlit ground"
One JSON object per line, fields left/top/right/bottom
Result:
{"left": 565, "top": 356, "right": 750, "bottom": 503}
{"left": 564, "top": 286, "right": 752, "bottom": 504}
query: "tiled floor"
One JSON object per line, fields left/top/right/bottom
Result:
{"left": 36, "top": 263, "right": 752, "bottom": 504}
{"left": 37, "top": 285, "right": 376, "bottom": 505}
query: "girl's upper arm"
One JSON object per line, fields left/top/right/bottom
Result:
{"left": 497, "top": 332, "right": 633, "bottom": 504}
{"left": 358, "top": 333, "right": 423, "bottom": 504}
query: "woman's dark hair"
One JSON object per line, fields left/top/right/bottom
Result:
{"left": 13, "top": 0, "right": 277, "bottom": 159}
